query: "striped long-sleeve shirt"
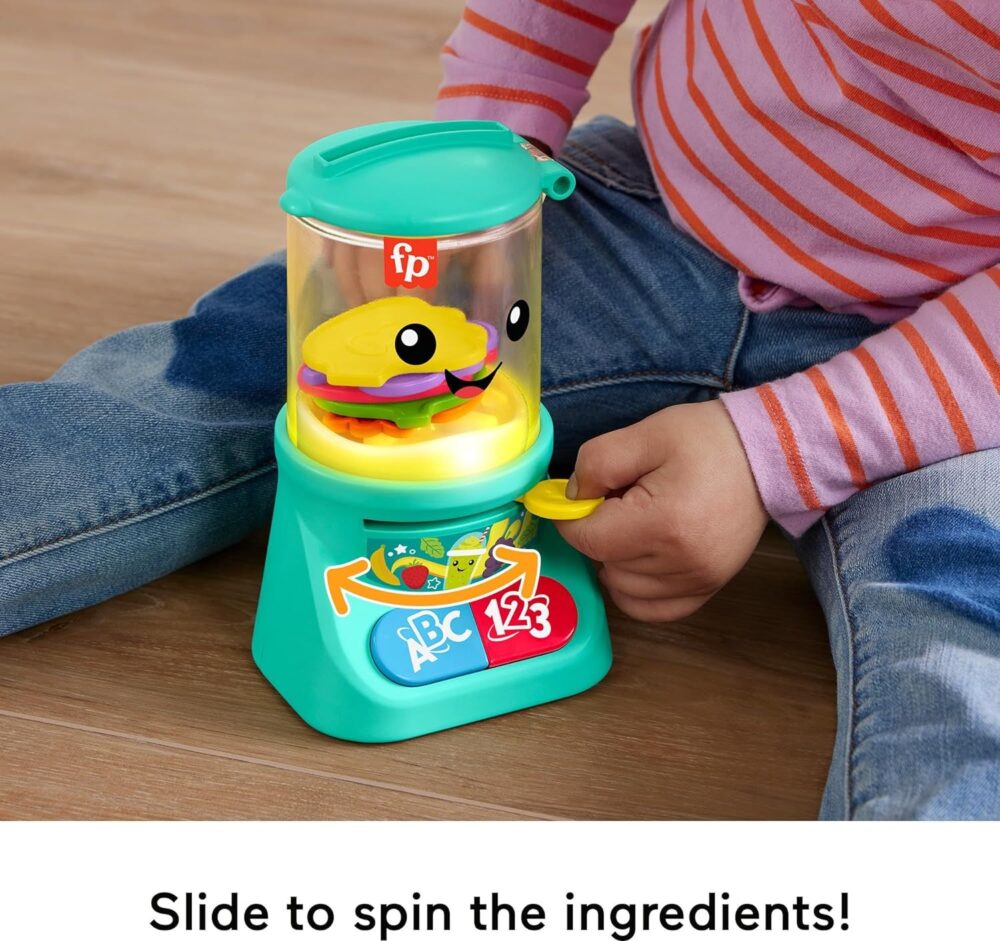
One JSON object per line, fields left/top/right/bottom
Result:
{"left": 434, "top": 0, "right": 1000, "bottom": 535}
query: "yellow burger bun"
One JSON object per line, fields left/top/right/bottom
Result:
{"left": 303, "top": 296, "right": 488, "bottom": 388}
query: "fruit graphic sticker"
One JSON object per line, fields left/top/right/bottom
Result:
{"left": 367, "top": 543, "right": 446, "bottom": 592}
{"left": 445, "top": 532, "right": 487, "bottom": 589}
{"left": 364, "top": 505, "right": 539, "bottom": 594}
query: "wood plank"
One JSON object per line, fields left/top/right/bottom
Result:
{"left": 0, "top": 714, "right": 534, "bottom": 820}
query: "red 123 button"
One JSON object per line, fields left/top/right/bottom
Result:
{"left": 470, "top": 576, "right": 578, "bottom": 667}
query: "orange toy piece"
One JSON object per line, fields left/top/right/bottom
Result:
{"left": 378, "top": 421, "right": 417, "bottom": 438}
{"left": 431, "top": 399, "right": 479, "bottom": 423}
{"left": 316, "top": 408, "right": 417, "bottom": 442}
{"left": 312, "top": 397, "right": 479, "bottom": 443}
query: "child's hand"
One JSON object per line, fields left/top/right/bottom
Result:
{"left": 555, "top": 399, "right": 768, "bottom": 623}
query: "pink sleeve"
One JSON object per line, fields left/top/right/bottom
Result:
{"left": 722, "top": 267, "right": 1000, "bottom": 535}
{"left": 433, "top": 0, "right": 636, "bottom": 154}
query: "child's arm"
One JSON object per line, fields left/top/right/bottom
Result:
{"left": 434, "top": 0, "right": 637, "bottom": 155}
{"left": 721, "top": 268, "right": 1000, "bottom": 535}
{"left": 556, "top": 268, "right": 999, "bottom": 622}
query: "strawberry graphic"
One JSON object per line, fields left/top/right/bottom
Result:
{"left": 400, "top": 565, "right": 429, "bottom": 590}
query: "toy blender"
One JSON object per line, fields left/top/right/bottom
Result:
{"left": 252, "top": 120, "right": 612, "bottom": 742}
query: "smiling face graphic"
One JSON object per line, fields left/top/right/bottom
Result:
{"left": 443, "top": 533, "right": 487, "bottom": 589}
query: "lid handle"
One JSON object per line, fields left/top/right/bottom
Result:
{"left": 519, "top": 139, "right": 576, "bottom": 201}
{"left": 314, "top": 121, "right": 515, "bottom": 177}
{"left": 540, "top": 161, "right": 576, "bottom": 200}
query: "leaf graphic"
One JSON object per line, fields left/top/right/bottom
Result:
{"left": 420, "top": 536, "right": 445, "bottom": 559}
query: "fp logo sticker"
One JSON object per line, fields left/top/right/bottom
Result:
{"left": 383, "top": 237, "right": 438, "bottom": 289}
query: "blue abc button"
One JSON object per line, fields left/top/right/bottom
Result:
{"left": 370, "top": 603, "right": 488, "bottom": 687}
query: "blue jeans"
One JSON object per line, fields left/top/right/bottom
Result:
{"left": 2, "top": 117, "right": 998, "bottom": 819}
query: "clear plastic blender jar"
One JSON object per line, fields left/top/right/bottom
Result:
{"left": 281, "top": 121, "right": 574, "bottom": 482}
{"left": 287, "top": 207, "right": 540, "bottom": 480}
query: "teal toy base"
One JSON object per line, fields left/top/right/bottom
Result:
{"left": 252, "top": 406, "right": 612, "bottom": 743}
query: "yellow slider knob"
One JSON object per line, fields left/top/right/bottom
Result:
{"left": 518, "top": 478, "right": 604, "bottom": 521}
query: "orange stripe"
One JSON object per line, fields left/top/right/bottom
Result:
{"left": 805, "top": 366, "right": 868, "bottom": 490}
{"left": 665, "top": 10, "right": 877, "bottom": 300}
{"left": 796, "top": 5, "right": 992, "bottom": 163}
{"left": 896, "top": 320, "right": 976, "bottom": 452}
{"left": 805, "top": 0, "right": 1000, "bottom": 114}
{"left": 861, "top": 0, "right": 1000, "bottom": 92}
{"left": 437, "top": 83, "right": 573, "bottom": 125}
{"left": 940, "top": 279, "right": 1000, "bottom": 395}
{"left": 462, "top": 7, "right": 594, "bottom": 76}
{"left": 532, "top": 0, "right": 616, "bottom": 33}
{"left": 746, "top": 0, "right": 998, "bottom": 218}
{"left": 717, "top": 5, "right": 1000, "bottom": 249}
{"left": 757, "top": 384, "right": 823, "bottom": 510}
{"left": 441, "top": 43, "right": 457, "bottom": 56}
{"left": 851, "top": 347, "right": 920, "bottom": 470}
{"left": 934, "top": 1, "right": 1000, "bottom": 53}
{"left": 632, "top": 19, "right": 750, "bottom": 273}
{"left": 796, "top": 4, "right": 994, "bottom": 162}
{"left": 695, "top": 5, "right": 960, "bottom": 287}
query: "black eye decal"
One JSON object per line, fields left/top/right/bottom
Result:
{"left": 506, "top": 300, "right": 530, "bottom": 342}
{"left": 395, "top": 323, "right": 436, "bottom": 365}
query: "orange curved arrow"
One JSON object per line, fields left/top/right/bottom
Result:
{"left": 324, "top": 544, "right": 540, "bottom": 616}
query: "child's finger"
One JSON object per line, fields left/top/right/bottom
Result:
{"left": 555, "top": 497, "right": 651, "bottom": 563}
{"left": 603, "top": 586, "right": 708, "bottom": 624}
{"left": 598, "top": 566, "right": 669, "bottom": 601}
{"left": 612, "top": 553, "right": 694, "bottom": 577}
{"left": 567, "top": 423, "right": 661, "bottom": 500}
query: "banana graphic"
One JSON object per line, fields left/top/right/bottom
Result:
{"left": 369, "top": 545, "right": 400, "bottom": 586}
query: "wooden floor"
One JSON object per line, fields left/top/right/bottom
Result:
{"left": 0, "top": 0, "right": 836, "bottom": 819}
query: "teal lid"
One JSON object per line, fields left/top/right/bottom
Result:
{"left": 280, "top": 120, "right": 576, "bottom": 237}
